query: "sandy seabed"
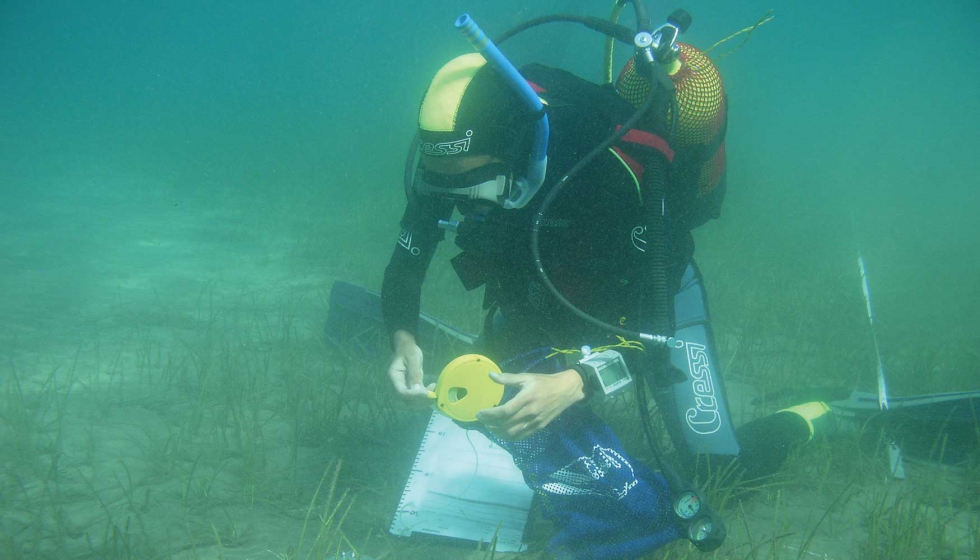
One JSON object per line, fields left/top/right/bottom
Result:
{"left": 1, "top": 169, "right": 976, "bottom": 560}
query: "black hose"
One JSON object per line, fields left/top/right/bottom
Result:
{"left": 528, "top": 82, "right": 659, "bottom": 341}
{"left": 644, "top": 165, "right": 671, "bottom": 336}
{"left": 627, "top": 0, "right": 652, "bottom": 33}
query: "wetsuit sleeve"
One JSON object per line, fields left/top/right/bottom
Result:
{"left": 380, "top": 195, "right": 455, "bottom": 344}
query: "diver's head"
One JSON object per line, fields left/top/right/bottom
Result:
{"left": 418, "top": 53, "right": 533, "bottom": 164}
{"left": 413, "top": 54, "right": 536, "bottom": 205}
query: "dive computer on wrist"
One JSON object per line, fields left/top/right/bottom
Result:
{"left": 573, "top": 349, "right": 633, "bottom": 400}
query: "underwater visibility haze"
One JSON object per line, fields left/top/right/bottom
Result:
{"left": 0, "top": 0, "right": 977, "bottom": 558}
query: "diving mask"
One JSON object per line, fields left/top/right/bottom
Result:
{"left": 413, "top": 162, "right": 514, "bottom": 205}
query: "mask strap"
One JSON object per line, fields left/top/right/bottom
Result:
{"left": 415, "top": 174, "right": 511, "bottom": 203}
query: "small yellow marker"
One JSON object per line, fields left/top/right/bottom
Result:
{"left": 427, "top": 354, "right": 505, "bottom": 422}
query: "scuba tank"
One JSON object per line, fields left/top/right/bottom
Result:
{"left": 614, "top": 13, "right": 729, "bottom": 230}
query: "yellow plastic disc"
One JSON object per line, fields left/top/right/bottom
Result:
{"left": 431, "top": 354, "right": 504, "bottom": 422}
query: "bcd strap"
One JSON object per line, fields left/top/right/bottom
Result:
{"left": 616, "top": 125, "right": 676, "bottom": 163}
{"left": 609, "top": 124, "right": 675, "bottom": 203}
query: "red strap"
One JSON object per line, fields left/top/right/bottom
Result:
{"left": 616, "top": 125, "right": 675, "bottom": 163}
{"left": 527, "top": 80, "right": 546, "bottom": 93}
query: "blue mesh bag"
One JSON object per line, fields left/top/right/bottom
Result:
{"left": 471, "top": 348, "right": 682, "bottom": 559}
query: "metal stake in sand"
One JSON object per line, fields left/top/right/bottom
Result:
{"left": 857, "top": 254, "right": 906, "bottom": 479}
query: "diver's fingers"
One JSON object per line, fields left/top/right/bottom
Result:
{"left": 492, "top": 412, "right": 536, "bottom": 441}
{"left": 509, "top": 419, "right": 538, "bottom": 440}
{"left": 479, "top": 406, "right": 537, "bottom": 441}
{"left": 476, "top": 389, "right": 530, "bottom": 426}
{"left": 387, "top": 351, "right": 428, "bottom": 398}
{"left": 386, "top": 356, "right": 411, "bottom": 395}
{"left": 477, "top": 372, "right": 530, "bottom": 424}
{"left": 405, "top": 345, "right": 424, "bottom": 387}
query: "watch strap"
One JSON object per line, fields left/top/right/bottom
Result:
{"left": 571, "top": 363, "right": 595, "bottom": 399}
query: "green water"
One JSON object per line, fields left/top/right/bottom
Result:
{"left": 1, "top": 1, "right": 977, "bottom": 558}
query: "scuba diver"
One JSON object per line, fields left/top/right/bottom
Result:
{"left": 375, "top": 2, "right": 821, "bottom": 557}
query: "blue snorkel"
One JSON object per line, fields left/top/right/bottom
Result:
{"left": 455, "top": 14, "right": 549, "bottom": 210}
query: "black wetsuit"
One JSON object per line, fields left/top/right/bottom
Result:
{"left": 382, "top": 64, "right": 725, "bottom": 367}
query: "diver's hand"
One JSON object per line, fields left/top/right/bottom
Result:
{"left": 476, "top": 369, "right": 586, "bottom": 441}
{"left": 386, "top": 330, "right": 433, "bottom": 406}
